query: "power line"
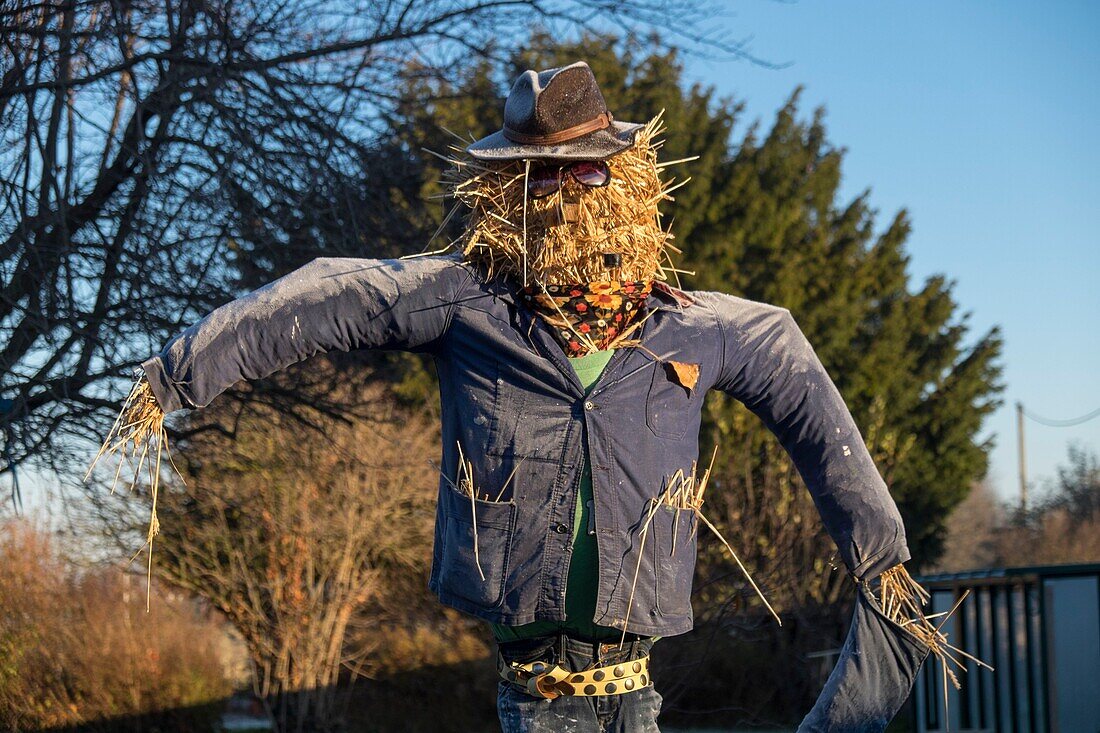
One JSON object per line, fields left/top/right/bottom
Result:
{"left": 1015, "top": 401, "right": 1100, "bottom": 511}
{"left": 1021, "top": 405, "right": 1100, "bottom": 428}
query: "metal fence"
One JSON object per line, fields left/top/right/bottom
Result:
{"left": 914, "top": 564, "right": 1100, "bottom": 733}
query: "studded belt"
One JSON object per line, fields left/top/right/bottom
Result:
{"left": 498, "top": 654, "right": 652, "bottom": 699}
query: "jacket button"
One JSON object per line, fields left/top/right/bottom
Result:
{"left": 554, "top": 523, "right": 569, "bottom": 534}
{"left": 584, "top": 400, "right": 595, "bottom": 411}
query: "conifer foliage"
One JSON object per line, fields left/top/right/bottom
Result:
{"left": 396, "top": 35, "right": 1003, "bottom": 588}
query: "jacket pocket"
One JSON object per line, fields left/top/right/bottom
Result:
{"left": 438, "top": 481, "right": 516, "bottom": 609}
{"left": 645, "top": 362, "right": 695, "bottom": 440}
{"left": 486, "top": 363, "right": 528, "bottom": 456}
{"left": 485, "top": 362, "right": 569, "bottom": 459}
{"left": 653, "top": 505, "right": 698, "bottom": 616}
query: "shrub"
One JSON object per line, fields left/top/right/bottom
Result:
{"left": 0, "top": 518, "right": 234, "bottom": 731}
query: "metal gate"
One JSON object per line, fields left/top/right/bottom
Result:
{"left": 914, "top": 564, "right": 1100, "bottom": 733}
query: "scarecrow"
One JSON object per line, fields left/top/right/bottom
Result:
{"left": 97, "top": 62, "right": 966, "bottom": 732}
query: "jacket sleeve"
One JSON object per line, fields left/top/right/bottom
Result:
{"left": 796, "top": 583, "right": 930, "bottom": 732}
{"left": 707, "top": 293, "right": 910, "bottom": 582}
{"left": 141, "top": 256, "right": 470, "bottom": 414}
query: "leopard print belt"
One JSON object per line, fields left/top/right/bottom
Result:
{"left": 497, "top": 653, "right": 651, "bottom": 699}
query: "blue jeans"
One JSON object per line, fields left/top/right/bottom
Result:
{"left": 496, "top": 635, "right": 663, "bottom": 732}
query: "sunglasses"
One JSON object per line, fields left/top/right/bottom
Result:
{"left": 526, "top": 160, "right": 612, "bottom": 199}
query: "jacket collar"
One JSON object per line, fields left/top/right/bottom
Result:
{"left": 649, "top": 281, "right": 694, "bottom": 312}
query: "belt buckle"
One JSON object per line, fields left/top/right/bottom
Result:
{"left": 502, "top": 660, "right": 572, "bottom": 700}
{"left": 527, "top": 662, "right": 572, "bottom": 700}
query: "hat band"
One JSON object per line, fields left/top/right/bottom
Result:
{"left": 502, "top": 111, "right": 613, "bottom": 146}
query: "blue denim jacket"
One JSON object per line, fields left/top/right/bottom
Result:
{"left": 142, "top": 255, "right": 924, "bottom": 729}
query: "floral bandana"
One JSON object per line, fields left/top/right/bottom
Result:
{"left": 520, "top": 280, "right": 653, "bottom": 357}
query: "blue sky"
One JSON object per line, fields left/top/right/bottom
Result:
{"left": 11, "top": 2, "right": 1096, "bottom": 517}
{"left": 682, "top": 0, "right": 1099, "bottom": 503}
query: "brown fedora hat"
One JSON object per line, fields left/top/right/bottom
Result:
{"left": 466, "top": 61, "right": 643, "bottom": 161}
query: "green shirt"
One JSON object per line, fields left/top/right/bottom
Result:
{"left": 492, "top": 349, "right": 620, "bottom": 642}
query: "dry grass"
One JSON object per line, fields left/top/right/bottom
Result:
{"left": 873, "top": 562, "right": 993, "bottom": 720}
{"left": 0, "top": 518, "right": 233, "bottom": 730}
{"left": 85, "top": 376, "right": 179, "bottom": 609}
{"left": 620, "top": 446, "right": 781, "bottom": 649}
{"left": 433, "top": 111, "right": 693, "bottom": 287}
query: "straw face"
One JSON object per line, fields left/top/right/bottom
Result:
{"left": 445, "top": 113, "right": 684, "bottom": 286}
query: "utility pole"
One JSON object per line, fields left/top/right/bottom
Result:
{"left": 1016, "top": 401, "right": 1027, "bottom": 511}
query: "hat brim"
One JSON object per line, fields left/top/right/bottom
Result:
{"left": 465, "top": 120, "right": 644, "bottom": 161}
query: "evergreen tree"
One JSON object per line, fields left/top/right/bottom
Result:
{"left": 224, "top": 31, "right": 1003, "bottom": 583}
{"left": 399, "top": 35, "right": 1003, "bottom": 586}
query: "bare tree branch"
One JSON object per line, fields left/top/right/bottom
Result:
{"left": 2, "top": 0, "right": 739, "bottom": 480}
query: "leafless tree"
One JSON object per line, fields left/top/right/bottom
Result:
{"left": 931, "top": 443, "right": 1100, "bottom": 573}
{"left": 925, "top": 480, "right": 1002, "bottom": 574}
{"left": 991, "top": 443, "right": 1100, "bottom": 566}
{"left": 87, "top": 375, "right": 442, "bottom": 731}
{"left": 0, "top": 0, "right": 733, "bottom": 493}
